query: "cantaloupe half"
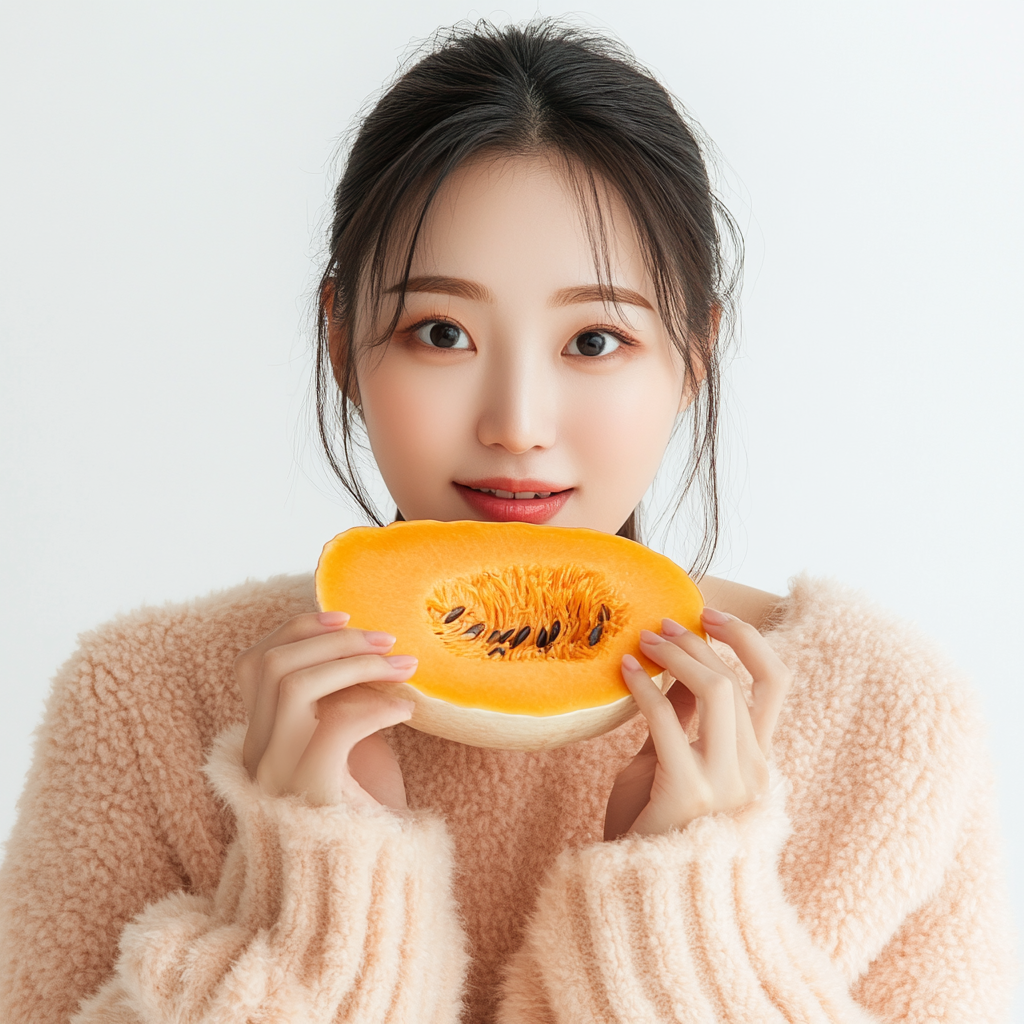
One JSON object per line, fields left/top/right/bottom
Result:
{"left": 314, "top": 520, "right": 705, "bottom": 751}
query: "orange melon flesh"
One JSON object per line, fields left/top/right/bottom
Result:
{"left": 315, "top": 520, "right": 705, "bottom": 734}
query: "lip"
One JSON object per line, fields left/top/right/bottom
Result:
{"left": 453, "top": 482, "right": 574, "bottom": 524}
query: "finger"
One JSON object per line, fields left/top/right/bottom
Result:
{"left": 659, "top": 620, "right": 773, "bottom": 804}
{"left": 620, "top": 654, "right": 700, "bottom": 781}
{"left": 260, "top": 655, "right": 415, "bottom": 782}
{"left": 318, "top": 684, "right": 416, "bottom": 752}
{"left": 698, "top": 609, "right": 792, "bottom": 755}
{"left": 235, "top": 611, "right": 352, "bottom": 700}
{"left": 639, "top": 632, "right": 738, "bottom": 776}
{"left": 659, "top": 620, "right": 761, "bottom": 758}
{"left": 237, "top": 612, "right": 353, "bottom": 756}
{"left": 244, "top": 625, "right": 397, "bottom": 773}
{"left": 290, "top": 694, "right": 415, "bottom": 807}
{"left": 256, "top": 655, "right": 417, "bottom": 793}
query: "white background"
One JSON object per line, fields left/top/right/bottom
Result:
{"left": 2, "top": 0, "right": 1021, "bottom": 1014}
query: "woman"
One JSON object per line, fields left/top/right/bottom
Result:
{"left": 0, "top": 19, "right": 1015, "bottom": 1023}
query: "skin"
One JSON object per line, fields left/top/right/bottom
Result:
{"left": 350, "top": 151, "right": 688, "bottom": 535}
{"left": 236, "top": 151, "right": 792, "bottom": 838}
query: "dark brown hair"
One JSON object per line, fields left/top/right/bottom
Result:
{"left": 314, "top": 18, "right": 742, "bottom": 577}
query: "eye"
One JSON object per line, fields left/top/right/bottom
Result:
{"left": 414, "top": 320, "right": 470, "bottom": 350}
{"left": 566, "top": 330, "right": 622, "bottom": 358}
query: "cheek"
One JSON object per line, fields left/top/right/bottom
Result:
{"left": 564, "top": 367, "right": 679, "bottom": 481}
{"left": 360, "top": 355, "right": 468, "bottom": 481}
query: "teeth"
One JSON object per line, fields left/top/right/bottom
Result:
{"left": 470, "top": 487, "right": 555, "bottom": 499}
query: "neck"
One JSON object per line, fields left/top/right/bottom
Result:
{"left": 697, "top": 575, "right": 786, "bottom": 633}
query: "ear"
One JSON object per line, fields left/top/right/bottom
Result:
{"left": 676, "top": 303, "right": 720, "bottom": 414}
{"left": 322, "top": 281, "right": 361, "bottom": 410}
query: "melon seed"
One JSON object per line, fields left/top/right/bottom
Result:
{"left": 535, "top": 626, "right": 549, "bottom": 647}
{"left": 487, "top": 646, "right": 506, "bottom": 657}
{"left": 444, "top": 606, "right": 466, "bottom": 623}
{"left": 598, "top": 604, "right": 610, "bottom": 623}
{"left": 548, "top": 620, "right": 561, "bottom": 643}
{"left": 463, "top": 623, "right": 485, "bottom": 638}
{"left": 510, "top": 626, "right": 531, "bottom": 648}
{"left": 588, "top": 623, "right": 603, "bottom": 646}
{"left": 487, "top": 630, "right": 501, "bottom": 643}
{"left": 497, "top": 628, "right": 515, "bottom": 644}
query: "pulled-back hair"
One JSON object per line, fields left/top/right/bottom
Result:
{"left": 314, "top": 18, "right": 742, "bottom": 577}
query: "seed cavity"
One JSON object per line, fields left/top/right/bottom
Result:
{"left": 427, "top": 564, "right": 624, "bottom": 662}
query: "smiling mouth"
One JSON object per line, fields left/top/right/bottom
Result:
{"left": 463, "top": 486, "right": 570, "bottom": 499}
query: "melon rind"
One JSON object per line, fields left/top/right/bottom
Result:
{"left": 362, "top": 671, "right": 674, "bottom": 751}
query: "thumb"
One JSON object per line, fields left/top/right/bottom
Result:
{"left": 294, "top": 693, "right": 414, "bottom": 807}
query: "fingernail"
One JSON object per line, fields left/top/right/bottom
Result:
{"left": 661, "top": 617, "right": 688, "bottom": 636}
{"left": 701, "top": 607, "right": 732, "bottom": 625}
{"left": 622, "top": 653, "right": 641, "bottom": 671}
{"left": 385, "top": 655, "right": 418, "bottom": 669}
{"left": 639, "top": 629, "right": 664, "bottom": 645}
{"left": 318, "top": 611, "right": 350, "bottom": 626}
{"left": 365, "top": 631, "right": 397, "bottom": 646}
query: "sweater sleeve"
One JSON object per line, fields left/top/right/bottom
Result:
{"left": 65, "top": 722, "right": 470, "bottom": 1023}
{"left": 495, "top": 764, "right": 1017, "bottom": 1024}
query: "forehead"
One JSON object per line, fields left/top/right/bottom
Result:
{"left": 404, "top": 150, "right": 650, "bottom": 288}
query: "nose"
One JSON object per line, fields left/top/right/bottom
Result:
{"left": 475, "top": 349, "right": 557, "bottom": 454}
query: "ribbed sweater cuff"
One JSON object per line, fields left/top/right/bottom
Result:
{"left": 502, "top": 772, "right": 868, "bottom": 1024}
{"left": 108, "top": 723, "right": 469, "bottom": 1023}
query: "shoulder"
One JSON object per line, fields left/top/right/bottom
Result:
{"left": 8, "top": 574, "right": 317, "bottom": 913}
{"left": 709, "top": 571, "right": 990, "bottom": 794}
{"left": 72, "top": 571, "right": 316, "bottom": 662}
{"left": 763, "top": 572, "right": 975, "bottom": 698}
{"left": 756, "top": 573, "right": 990, "bottom": 822}
{"left": 710, "top": 571, "right": 974, "bottom": 696}
{"left": 745, "top": 575, "right": 1001, "bottom": 980}
{"left": 45, "top": 572, "right": 317, "bottom": 743}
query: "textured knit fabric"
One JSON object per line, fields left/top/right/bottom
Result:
{"left": 0, "top": 570, "right": 1016, "bottom": 1022}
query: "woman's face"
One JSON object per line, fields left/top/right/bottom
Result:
{"left": 348, "top": 151, "right": 692, "bottom": 534}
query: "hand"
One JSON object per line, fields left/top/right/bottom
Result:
{"left": 603, "top": 607, "right": 792, "bottom": 841}
{"left": 233, "top": 611, "right": 420, "bottom": 809}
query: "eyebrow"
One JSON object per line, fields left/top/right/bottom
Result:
{"left": 550, "top": 284, "right": 654, "bottom": 312}
{"left": 390, "top": 276, "right": 654, "bottom": 312}
{"left": 388, "top": 276, "right": 491, "bottom": 302}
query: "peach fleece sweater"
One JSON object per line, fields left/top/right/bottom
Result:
{"left": 0, "top": 571, "right": 1016, "bottom": 1022}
